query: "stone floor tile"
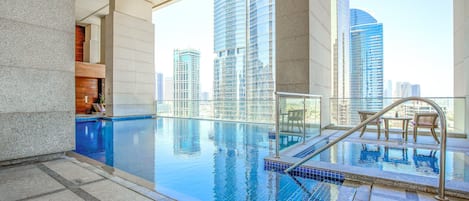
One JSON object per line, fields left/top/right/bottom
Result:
{"left": 370, "top": 184, "right": 407, "bottom": 201}
{"left": 43, "top": 159, "right": 103, "bottom": 185}
{"left": 0, "top": 165, "right": 65, "bottom": 201}
{"left": 25, "top": 190, "right": 84, "bottom": 201}
{"left": 81, "top": 180, "right": 153, "bottom": 201}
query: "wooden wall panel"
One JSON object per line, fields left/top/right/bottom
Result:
{"left": 75, "top": 25, "right": 85, "bottom": 62}
{"left": 76, "top": 77, "right": 98, "bottom": 114}
{"left": 75, "top": 62, "right": 105, "bottom": 78}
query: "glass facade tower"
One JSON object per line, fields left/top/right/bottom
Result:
{"left": 214, "top": 0, "right": 275, "bottom": 121}
{"left": 332, "top": 0, "right": 351, "bottom": 125}
{"left": 174, "top": 49, "right": 200, "bottom": 117}
{"left": 349, "top": 9, "right": 384, "bottom": 124}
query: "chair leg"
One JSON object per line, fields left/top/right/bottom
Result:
{"left": 430, "top": 128, "right": 440, "bottom": 144}
{"left": 413, "top": 127, "right": 417, "bottom": 142}
{"left": 360, "top": 125, "right": 367, "bottom": 137}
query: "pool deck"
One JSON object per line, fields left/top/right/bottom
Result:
{"left": 0, "top": 156, "right": 174, "bottom": 201}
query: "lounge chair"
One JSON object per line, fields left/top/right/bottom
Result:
{"left": 358, "top": 111, "right": 381, "bottom": 139}
{"left": 411, "top": 112, "right": 439, "bottom": 143}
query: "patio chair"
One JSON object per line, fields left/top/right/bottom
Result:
{"left": 287, "top": 109, "right": 305, "bottom": 132}
{"left": 411, "top": 112, "right": 440, "bottom": 143}
{"left": 358, "top": 111, "right": 381, "bottom": 139}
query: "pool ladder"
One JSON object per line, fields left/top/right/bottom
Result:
{"left": 282, "top": 97, "right": 449, "bottom": 201}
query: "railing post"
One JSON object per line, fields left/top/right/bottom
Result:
{"left": 303, "top": 97, "right": 306, "bottom": 144}
{"left": 275, "top": 93, "right": 280, "bottom": 158}
{"left": 319, "top": 97, "right": 322, "bottom": 136}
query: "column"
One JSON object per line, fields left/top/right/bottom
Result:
{"left": 454, "top": 0, "right": 469, "bottom": 135}
{"left": 275, "top": 0, "right": 331, "bottom": 127}
{"left": 105, "top": 0, "right": 156, "bottom": 116}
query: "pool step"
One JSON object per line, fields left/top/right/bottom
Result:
{"left": 278, "top": 179, "right": 357, "bottom": 201}
{"left": 343, "top": 180, "right": 371, "bottom": 201}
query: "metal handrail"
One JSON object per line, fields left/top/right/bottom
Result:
{"left": 284, "top": 97, "right": 448, "bottom": 201}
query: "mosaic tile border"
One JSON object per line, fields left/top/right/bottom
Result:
{"left": 264, "top": 159, "right": 344, "bottom": 184}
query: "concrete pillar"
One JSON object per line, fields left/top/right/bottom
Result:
{"left": 105, "top": 0, "right": 155, "bottom": 116}
{"left": 84, "top": 24, "right": 101, "bottom": 64}
{"left": 0, "top": 0, "right": 75, "bottom": 161}
{"left": 454, "top": 0, "right": 469, "bottom": 136}
{"left": 276, "top": 0, "right": 331, "bottom": 127}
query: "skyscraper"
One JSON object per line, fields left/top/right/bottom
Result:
{"left": 349, "top": 8, "right": 383, "bottom": 123}
{"left": 213, "top": 0, "right": 275, "bottom": 121}
{"left": 332, "top": 0, "right": 350, "bottom": 125}
{"left": 156, "top": 73, "right": 163, "bottom": 100}
{"left": 173, "top": 49, "right": 200, "bottom": 117}
{"left": 411, "top": 84, "right": 421, "bottom": 97}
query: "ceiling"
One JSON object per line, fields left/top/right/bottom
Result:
{"left": 75, "top": 0, "right": 174, "bottom": 24}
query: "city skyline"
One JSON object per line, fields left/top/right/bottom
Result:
{"left": 154, "top": 0, "right": 453, "bottom": 98}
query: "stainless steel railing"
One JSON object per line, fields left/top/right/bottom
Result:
{"left": 283, "top": 97, "right": 448, "bottom": 201}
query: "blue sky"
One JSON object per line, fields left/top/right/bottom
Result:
{"left": 153, "top": 0, "right": 453, "bottom": 97}
{"left": 153, "top": 0, "right": 214, "bottom": 93}
{"left": 350, "top": 0, "right": 453, "bottom": 97}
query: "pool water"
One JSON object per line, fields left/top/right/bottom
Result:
{"left": 75, "top": 118, "right": 341, "bottom": 201}
{"left": 294, "top": 138, "right": 469, "bottom": 182}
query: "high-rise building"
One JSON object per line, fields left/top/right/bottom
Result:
{"left": 394, "top": 82, "right": 420, "bottom": 97}
{"left": 213, "top": 0, "right": 275, "bottom": 121}
{"left": 411, "top": 84, "right": 421, "bottom": 97}
{"left": 332, "top": 0, "right": 350, "bottom": 125}
{"left": 349, "top": 8, "right": 384, "bottom": 124}
{"left": 173, "top": 49, "right": 200, "bottom": 117}
{"left": 156, "top": 73, "right": 163, "bottom": 100}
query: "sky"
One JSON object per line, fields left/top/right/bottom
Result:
{"left": 350, "top": 0, "right": 453, "bottom": 97}
{"left": 153, "top": 0, "right": 454, "bottom": 97}
{"left": 152, "top": 0, "right": 214, "bottom": 93}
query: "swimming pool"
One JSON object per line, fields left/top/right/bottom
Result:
{"left": 75, "top": 117, "right": 344, "bottom": 201}
{"left": 291, "top": 138, "right": 469, "bottom": 182}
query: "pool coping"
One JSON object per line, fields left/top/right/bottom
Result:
{"left": 66, "top": 151, "right": 176, "bottom": 201}
{"left": 76, "top": 115, "right": 156, "bottom": 122}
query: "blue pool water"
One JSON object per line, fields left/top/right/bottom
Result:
{"left": 293, "top": 138, "right": 469, "bottom": 182}
{"left": 75, "top": 118, "right": 337, "bottom": 201}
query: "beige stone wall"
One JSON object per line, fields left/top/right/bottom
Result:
{"left": 0, "top": 0, "right": 75, "bottom": 161}
{"left": 309, "top": 0, "right": 331, "bottom": 127}
{"left": 276, "top": 0, "right": 331, "bottom": 127}
{"left": 453, "top": 0, "right": 469, "bottom": 134}
{"left": 105, "top": 0, "right": 155, "bottom": 116}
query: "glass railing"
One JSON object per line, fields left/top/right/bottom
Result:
{"left": 274, "top": 92, "right": 322, "bottom": 157}
{"left": 329, "top": 97, "right": 466, "bottom": 135}
{"left": 155, "top": 100, "right": 276, "bottom": 124}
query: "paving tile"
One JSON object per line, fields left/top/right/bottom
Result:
{"left": 0, "top": 165, "right": 65, "bottom": 201}
{"left": 43, "top": 159, "right": 102, "bottom": 185}
{"left": 370, "top": 184, "right": 407, "bottom": 201}
{"left": 81, "top": 180, "right": 153, "bottom": 201}
{"left": 25, "top": 190, "right": 84, "bottom": 201}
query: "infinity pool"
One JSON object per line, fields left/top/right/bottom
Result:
{"left": 75, "top": 117, "right": 337, "bottom": 201}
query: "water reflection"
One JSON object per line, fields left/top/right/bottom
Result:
{"left": 173, "top": 119, "right": 200, "bottom": 155}
{"left": 76, "top": 119, "right": 156, "bottom": 182}
{"left": 413, "top": 149, "right": 439, "bottom": 174}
